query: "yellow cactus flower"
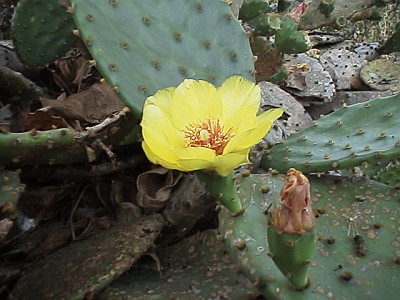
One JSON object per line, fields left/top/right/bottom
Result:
{"left": 140, "top": 75, "right": 283, "bottom": 177}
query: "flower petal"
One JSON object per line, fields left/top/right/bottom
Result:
{"left": 141, "top": 102, "right": 185, "bottom": 148}
{"left": 170, "top": 79, "right": 223, "bottom": 130}
{"left": 142, "top": 141, "right": 182, "bottom": 170}
{"left": 218, "top": 76, "right": 261, "bottom": 132}
{"left": 212, "top": 149, "right": 251, "bottom": 176}
{"left": 144, "top": 87, "right": 176, "bottom": 119}
{"left": 175, "top": 147, "right": 216, "bottom": 171}
{"left": 224, "top": 108, "right": 284, "bottom": 153}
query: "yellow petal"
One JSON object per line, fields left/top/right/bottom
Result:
{"left": 224, "top": 108, "right": 284, "bottom": 153}
{"left": 170, "top": 79, "right": 223, "bottom": 130}
{"left": 141, "top": 127, "right": 180, "bottom": 163}
{"left": 141, "top": 104, "right": 185, "bottom": 149}
{"left": 175, "top": 146, "right": 215, "bottom": 160}
{"left": 144, "top": 87, "right": 176, "bottom": 120}
{"left": 142, "top": 141, "right": 182, "bottom": 170}
{"left": 175, "top": 147, "right": 216, "bottom": 171}
{"left": 177, "top": 158, "right": 214, "bottom": 172}
{"left": 212, "top": 149, "right": 251, "bottom": 176}
{"left": 218, "top": 76, "right": 261, "bottom": 132}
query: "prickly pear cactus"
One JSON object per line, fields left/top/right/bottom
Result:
{"left": 12, "top": 213, "right": 165, "bottom": 300}
{"left": 275, "top": 16, "right": 310, "bottom": 54}
{"left": 70, "top": 0, "right": 255, "bottom": 117}
{"left": 0, "top": 128, "right": 88, "bottom": 167}
{"left": 0, "top": 170, "right": 24, "bottom": 211}
{"left": 97, "top": 230, "right": 260, "bottom": 299}
{"left": 239, "top": 0, "right": 271, "bottom": 22}
{"left": 261, "top": 93, "right": 400, "bottom": 173}
{"left": 219, "top": 173, "right": 400, "bottom": 299}
{"left": 299, "top": 0, "right": 379, "bottom": 29}
{"left": 374, "top": 162, "right": 400, "bottom": 188}
{"left": 12, "top": 0, "right": 78, "bottom": 66}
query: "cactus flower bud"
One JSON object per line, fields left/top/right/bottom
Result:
{"left": 267, "top": 168, "right": 316, "bottom": 290}
{"left": 271, "top": 168, "right": 315, "bottom": 234}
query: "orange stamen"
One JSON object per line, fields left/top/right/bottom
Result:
{"left": 184, "top": 118, "right": 234, "bottom": 155}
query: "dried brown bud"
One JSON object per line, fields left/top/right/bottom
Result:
{"left": 271, "top": 168, "right": 315, "bottom": 234}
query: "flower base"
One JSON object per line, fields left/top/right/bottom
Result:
{"left": 196, "top": 171, "right": 243, "bottom": 214}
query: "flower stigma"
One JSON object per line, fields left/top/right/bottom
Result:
{"left": 184, "top": 118, "right": 234, "bottom": 155}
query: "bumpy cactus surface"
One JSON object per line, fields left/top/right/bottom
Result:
{"left": 374, "top": 162, "right": 400, "bottom": 188}
{"left": 0, "top": 128, "right": 87, "bottom": 167}
{"left": 267, "top": 169, "right": 316, "bottom": 290}
{"left": 0, "top": 170, "right": 24, "bottom": 211}
{"left": 299, "top": 0, "right": 379, "bottom": 29}
{"left": 97, "top": 230, "right": 260, "bottom": 299}
{"left": 219, "top": 173, "right": 400, "bottom": 299}
{"left": 70, "top": 0, "right": 255, "bottom": 117}
{"left": 12, "top": 213, "right": 165, "bottom": 300}
{"left": 12, "top": 0, "right": 77, "bottom": 66}
{"left": 274, "top": 16, "right": 310, "bottom": 54}
{"left": 261, "top": 93, "right": 400, "bottom": 173}
{"left": 239, "top": 0, "right": 271, "bottom": 22}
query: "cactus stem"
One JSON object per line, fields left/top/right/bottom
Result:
{"left": 196, "top": 171, "right": 243, "bottom": 214}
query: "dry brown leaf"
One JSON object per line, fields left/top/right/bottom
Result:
{"left": 136, "top": 167, "right": 182, "bottom": 213}
{"left": 40, "top": 83, "right": 124, "bottom": 124}
{"left": 52, "top": 54, "right": 93, "bottom": 92}
{"left": 24, "top": 109, "right": 69, "bottom": 131}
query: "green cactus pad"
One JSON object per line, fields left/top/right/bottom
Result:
{"left": 319, "top": 0, "right": 336, "bottom": 17}
{"left": 249, "top": 13, "right": 282, "bottom": 37}
{"left": 71, "top": 0, "right": 255, "bottom": 117}
{"left": 98, "top": 230, "right": 260, "bottom": 299}
{"left": 261, "top": 93, "right": 400, "bottom": 173}
{"left": 275, "top": 16, "right": 310, "bottom": 54}
{"left": 0, "top": 170, "right": 24, "bottom": 211}
{"left": 0, "top": 128, "right": 88, "bottom": 167}
{"left": 267, "top": 228, "right": 316, "bottom": 289}
{"left": 12, "top": 213, "right": 165, "bottom": 300}
{"left": 219, "top": 173, "right": 400, "bottom": 299}
{"left": 299, "top": 0, "right": 377, "bottom": 30}
{"left": 374, "top": 162, "right": 400, "bottom": 188}
{"left": 239, "top": 0, "right": 271, "bottom": 22}
{"left": 12, "top": 0, "right": 78, "bottom": 66}
{"left": 277, "top": 0, "right": 294, "bottom": 13}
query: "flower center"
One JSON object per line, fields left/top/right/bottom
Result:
{"left": 184, "top": 118, "right": 234, "bottom": 155}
